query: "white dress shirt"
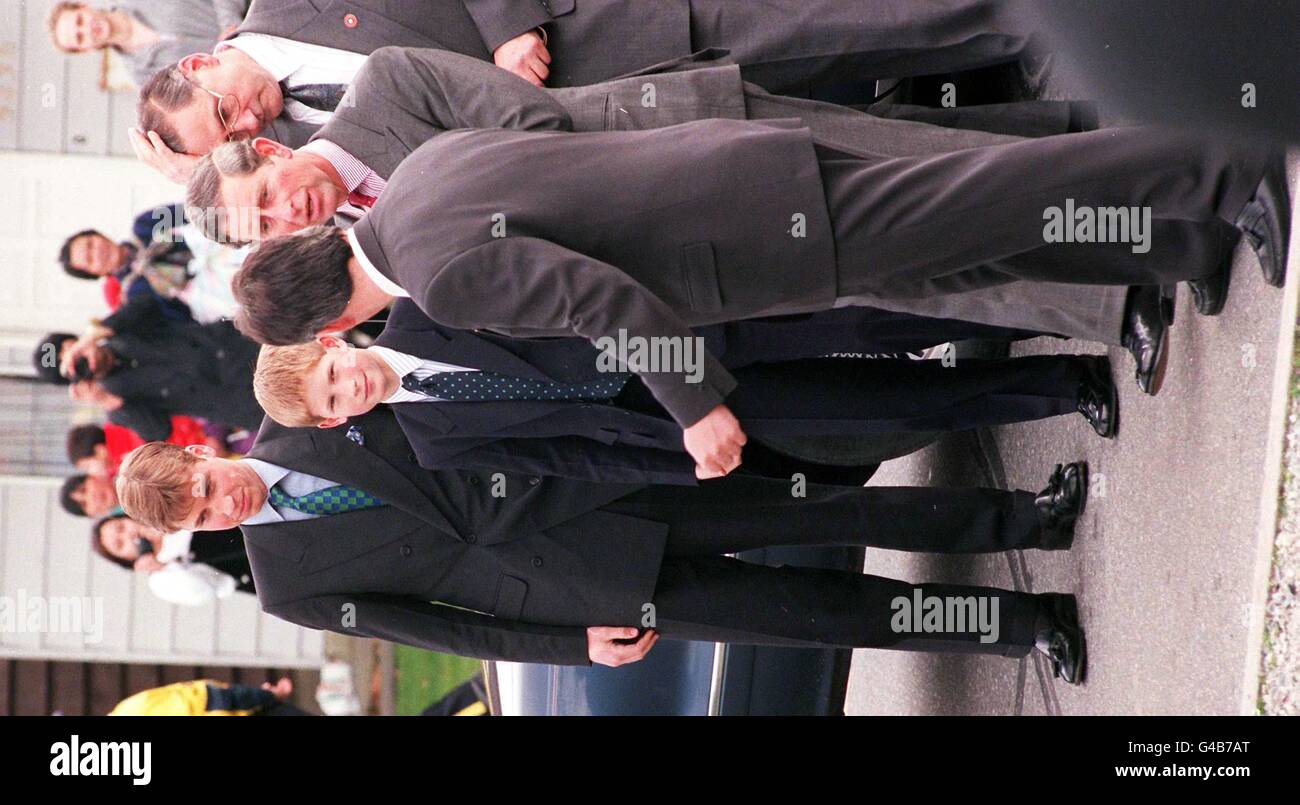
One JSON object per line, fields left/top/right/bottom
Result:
{"left": 218, "top": 33, "right": 366, "bottom": 125}
{"left": 347, "top": 227, "right": 409, "bottom": 298}
{"left": 369, "top": 345, "right": 478, "bottom": 404}
{"left": 241, "top": 458, "right": 342, "bottom": 524}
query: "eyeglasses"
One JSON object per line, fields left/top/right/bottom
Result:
{"left": 192, "top": 83, "right": 240, "bottom": 142}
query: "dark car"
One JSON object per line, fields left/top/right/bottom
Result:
{"left": 485, "top": 543, "right": 866, "bottom": 716}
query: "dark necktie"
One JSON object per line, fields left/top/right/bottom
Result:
{"left": 282, "top": 82, "right": 348, "bottom": 112}
{"left": 401, "top": 370, "right": 631, "bottom": 402}
{"left": 268, "top": 483, "right": 384, "bottom": 515}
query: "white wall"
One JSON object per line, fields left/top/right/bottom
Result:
{"left": 0, "top": 151, "right": 182, "bottom": 338}
{"left": 0, "top": 476, "right": 323, "bottom": 667}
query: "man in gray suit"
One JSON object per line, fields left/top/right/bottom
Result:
{"left": 184, "top": 46, "right": 1147, "bottom": 377}
{"left": 132, "top": 0, "right": 1037, "bottom": 180}
{"left": 229, "top": 120, "right": 1281, "bottom": 476}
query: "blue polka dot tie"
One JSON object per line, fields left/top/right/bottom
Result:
{"left": 268, "top": 484, "right": 385, "bottom": 516}
{"left": 400, "top": 370, "right": 632, "bottom": 402}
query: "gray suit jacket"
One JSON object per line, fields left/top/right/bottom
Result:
{"left": 316, "top": 47, "right": 1125, "bottom": 358}
{"left": 312, "top": 47, "right": 747, "bottom": 179}
{"left": 351, "top": 119, "right": 840, "bottom": 427}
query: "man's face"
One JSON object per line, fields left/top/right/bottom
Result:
{"left": 53, "top": 8, "right": 112, "bottom": 53}
{"left": 173, "top": 55, "right": 283, "bottom": 155}
{"left": 69, "top": 233, "right": 123, "bottom": 276}
{"left": 73, "top": 475, "right": 118, "bottom": 518}
{"left": 304, "top": 339, "right": 396, "bottom": 427}
{"left": 219, "top": 148, "right": 345, "bottom": 242}
{"left": 99, "top": 517, "right": 158, "bottom": 561}
{"left": 177, "top": 453, "right": 267, "bottom": 531}
{"left": 75, "top": 445, "right": 111, "bottom": 479}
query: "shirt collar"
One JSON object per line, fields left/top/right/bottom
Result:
{"left": 239, "top": 458, "right": 290, "bottom": 526}
{"left": 301, "top": 138, "right": 370, "bottom": 194}
{"left": 347, "top": 226, "right": 409, "bottom": 298}
{"left": 368, "top": 346, "right": 423, "bottom": 401}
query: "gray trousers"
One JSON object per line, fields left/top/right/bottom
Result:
{"left": 745, "top": 88, "right": 1130, "bottom": 344}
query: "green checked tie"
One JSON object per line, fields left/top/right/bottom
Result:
{"left": 268, "top": 483, "right": 385, "bottom": 516}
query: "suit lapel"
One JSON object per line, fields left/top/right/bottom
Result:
{"left": 248, "top": 410, "right": 461, "bottom": 539}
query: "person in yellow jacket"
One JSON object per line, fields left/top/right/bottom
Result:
{"left": 109, "top": 676, "right": 305, "bottom": 716}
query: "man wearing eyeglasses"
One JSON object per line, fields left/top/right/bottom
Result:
{"left": 130, "top": 0, "right": 1042, "bottom": 183}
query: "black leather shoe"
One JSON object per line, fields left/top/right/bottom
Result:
{"left": 1035, "top": 593, "right": 1086, "bottom": 685}
{"left": 1036, "top": 462, "right": 1088, "bottom": 549}
{"left": 1234, "top": 158, "right": 1291, "bottom": 287}
{"left": 1076, "top": 357, "right": 1117, "bottom": 438}
{"left": 1187, "top": 266, "right": 1229, "bottom": 316}
{"left": 1120, "top": 286, "right": 1170, "bottom": 396}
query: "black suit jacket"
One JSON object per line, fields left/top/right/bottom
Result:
{"left": 379, "top": 299, "right": 955, "bottom": 485}
{"left": 98, "top": 296, "right": 263, "bottom": 441}
{"left": 240, "top": 407, "right": 665, "bottom": 664}
{"left": 189, "top": 528, "right": 255, "bottom": 594}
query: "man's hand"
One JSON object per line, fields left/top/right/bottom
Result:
{"left": 493, "top": 30, "right": 551, "bottom": 86}
{"left": 128, "top": 127, "right": 200, "bottom": 185}
{"left": 587, "top": 626, "right": 658, "bottom": 667}
{"left": 133, "top": 555, "right": 165, "bottom": 573}
{"left": 261, "top": 677, "right": 294, "bottom": 701}
{"left": 59, "top": 333, "right": 108, "bottom": 378}
{"left": 68, "top": 381, "right": 124, "bottom": 411}
{"left": 683, "top": 404, "right": 747, "bottom": 479}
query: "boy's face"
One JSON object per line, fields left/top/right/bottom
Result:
{"left": 303, "top": 337, "right": 397, "bottom": 428}
{"left": 177, "top": 449, "right": 268, "bottom": 531}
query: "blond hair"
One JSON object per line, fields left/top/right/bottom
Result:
{"left": 116, "top": 443, "right": 203, "bottom": 532}
{"left": 46, "top": 2, "right": 88, "bottom": 53}
{"left": 255, "top": 342, "right": 329, "bottom": 427}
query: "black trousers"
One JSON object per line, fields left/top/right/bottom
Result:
{"left": 616, "top": 353, "right": 1093, "bottom": 436}
{"left": 603, "top": 476, "right": 1048, "bottom": 654}
{"left": 822, "top": 127, "right": 1265, "bottom": 298}
{"left": 690, "top": 0, "right": 1029, "bottom": 94}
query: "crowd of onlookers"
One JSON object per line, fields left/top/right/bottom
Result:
{"left": 38, "top": 202, "right": 259, "bottom": 606}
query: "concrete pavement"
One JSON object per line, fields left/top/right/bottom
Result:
{"left": 844, "top": 157, "right": 1298, "bottom": 715}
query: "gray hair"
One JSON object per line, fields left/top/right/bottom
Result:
{"left": 185, "top": 140, "right": 267, "bottom": 246}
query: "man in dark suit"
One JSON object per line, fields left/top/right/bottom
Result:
{"left": 115, "top": 407, "right": 1089, "bottom": 683}
{"left": 253, "top": 299, "right": 1116, "bottom": 485}
{"left": 34, "top": 294, "right": 264, "bottom": 442}
{"left": 185, "top": 46, "right": 1152, "bottom": 383}
{"left": 132, "top": 0, "right": 1038, "bottom": 179}
{"left": 231, "top": 120, "right": 1284, "bottom": 476}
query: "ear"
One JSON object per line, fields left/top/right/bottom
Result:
{"left": 178, "top": 53, "right": 219, "bottom": 77}
{"left": 317, "top": 334, "right": 348, "bottom": 351}
{"left": 316, "top": 417, "right": 348, "bottom": 429}
{"left": 184, "top": 444, "right": 216, "bottom": 460}
{"left": 251, "top": 137, "right": 292, "bottom": 159}
{"left": 316, "top": 315, "right": 358, "bottom": 338}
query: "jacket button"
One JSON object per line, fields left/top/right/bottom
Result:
{"left": 528, "top": 477, "right": 540, "bottom": 486}
{"left": 343, "top": 13, "right": 359, "bottom": 28}
{"left": 400, "top": 545, "right": 412, "bottom": 557}
{"left": 531, "top": 556, "right": 543, "bottom": 567}
{"left": 407, "top": 452, "right": 417, "bottom": 464}
{"left": 467, "top": 476, "right": 479, "bottom": 486}
{"left": 465, "top": 533, "right": 477, "bottom": 543}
